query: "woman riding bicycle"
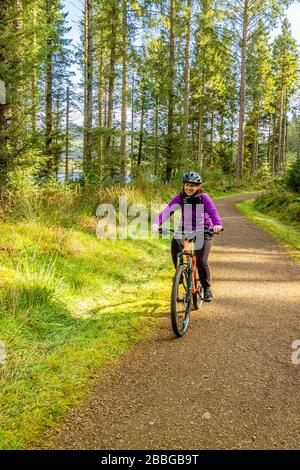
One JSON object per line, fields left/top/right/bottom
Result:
{"left": 152, "top": 171, "right": 223, "bottom": 302}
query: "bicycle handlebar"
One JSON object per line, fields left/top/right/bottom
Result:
{"left": 158, "top": 227, "right": 223, "bottom": 238}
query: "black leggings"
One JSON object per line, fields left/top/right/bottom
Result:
{"left": 171, "top": 235, "right": 212, "bottom": 290}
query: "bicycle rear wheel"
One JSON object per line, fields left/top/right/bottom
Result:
{"left": 171, "top": 264, "right": 191, "bottom": 337}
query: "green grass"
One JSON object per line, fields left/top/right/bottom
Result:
{"left": 251, "top": 189, "right": 300, "bottom": 226}
{"left": 0, "top": 219, "right": 173, "bottom": 449}
{"left": 236, "top": 198, "right": 300, "bottom": 264}
{"left": 0, "top": 182, "right": 264, "bottom": 450}
{"left": 213, "top": 188, "right": 264, "bottom": 200}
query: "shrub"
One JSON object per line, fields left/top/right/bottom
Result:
{"left": 285, "top": 158, "right": 300, "bottom": 193}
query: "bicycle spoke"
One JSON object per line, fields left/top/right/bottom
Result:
{"left": 171, "top": 266, "right": 191, "bottom": 337}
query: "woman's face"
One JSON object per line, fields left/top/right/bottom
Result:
{"left": 184, "top": 182, "right": 199, "bottom": 196}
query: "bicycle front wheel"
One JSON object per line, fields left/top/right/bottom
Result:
{"left": 171, "top": 264, "right": 191, "bottom": 337}
{"left": 193, "top": 278, "right": 204, "bottom": 310}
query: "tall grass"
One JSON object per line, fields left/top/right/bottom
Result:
{"left": 1, "top": 258, "right": 65, "bottom": 316}
{"left": 2, "top": 171, "right": 269, "bottom": 230}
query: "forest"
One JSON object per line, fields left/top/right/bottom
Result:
{"left": 0, "top": 0, "right": 299, "bottom": 189}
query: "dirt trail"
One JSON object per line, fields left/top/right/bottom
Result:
{"left": 39, "top": 193, "right": 300, "bottom": 450}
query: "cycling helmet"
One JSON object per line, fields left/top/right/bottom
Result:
{"left": 182, "top": 171, "right": 202, "bottom": 185}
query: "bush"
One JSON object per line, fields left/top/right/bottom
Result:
{"left": 285, "top": 158, "right": 300, "bottom": 193}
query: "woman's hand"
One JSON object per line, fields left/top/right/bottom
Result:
{"left": 213, "top": 225, "right": 223, "bottom": 234}
{"left": 152, "top": 223, "right": 160, "bottom": 233}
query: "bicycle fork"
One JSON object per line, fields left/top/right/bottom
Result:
{"left": 185, "top": 256, "right": 198, "bottom": 295}
{"left": 177, "top": 253, "right": 196, "bottom": 301}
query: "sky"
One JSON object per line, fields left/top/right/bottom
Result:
{"left": 272, "top": 3, "right": 300, "bottom": 43}
{"left": 286, "top": 3, "right": 300, "bottom": 44}
{"left": 63, "top": 1, "right": 300, "bottom": 47}
{"left": 64, "top": 0, "right": 83, "bottom": 48}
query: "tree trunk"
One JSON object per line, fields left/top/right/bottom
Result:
{"left": 54, "top": 93, "right": 60, "bottom": 176}
{"left": 0, "top": 3, "right": 8, "bottom": 189}
{"left": 236, "top": 0, "right": 249, "bottom": 182}
{"left": 297, "top": 112, "right": 300, "bottom": 160}
{"left": 0, "top": 91, "right": 8, "bottom": 188}
{"left": 282, "top": 109, "right": 288, "bottom": 170}
{"left": 197, "top": 108, "right": 204, "bottom": 168}
{"left": 165, "top": 0, "right": 175, "bottom": 181}
{"left": 83, "top": 0, "right": 93, "bottom": 176}
{"left": 191, "top": 118, "right": 195, "bottom": 161}
{"left": 183, "top": 0, "right": 192, "bottom": 164}
{"left": 251, "top": 116, "right": 259, "bottom": 178}
{"left": 104, "top": 83, "right": 108, "bottom": 128}
{"left": 130, "top": 76, "right": 134, "bottom": 174}
{"left": 154, "top": 95, "right": 159, "bottom": 176}
{"left": 137, "top": 81, "right": 145, "bottom": 167}
{"left": 13, "top": 0, "right": 24, "bottom": 156}
{"left": 65, "top": 86, "right": 70, "bottom": 182}
{"left": 120, "top": 0, "right": 127, "bottom": 186}
{"left": 31, "top": 6, "right": 38, "bottom": 134}
{"left": 230, "top": 118, "right": 234, "bottom": 164}
{"left": 209, "top": 111, "right": 214, "bottom": 166}
{"left": 266, "top": 120, "right": 271, "bottom": 169}
{"left": 271, "top": 114, "right": 276, "bottom": 176}
{"left": 97, "top": 35, "right": 103, "bottom": 178}
{"left": 105, "top": 1, "right": 118, "bottom": 176}
{"left": 277, "top": 87, "right": 284, "bottom": 173}
{"left": 45, "top": 0, "right": 54, "bottom": 176}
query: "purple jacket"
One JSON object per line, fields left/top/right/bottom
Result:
{"left": 155, "top": 192, "right": 222, "bottom": 230}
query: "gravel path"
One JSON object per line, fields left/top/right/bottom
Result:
{"left": 39, "top": 193, "right": 300, "bottom": 450}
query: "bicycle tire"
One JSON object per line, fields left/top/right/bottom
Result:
{"left": 171, "top": 264, "right": 191, "bottom": 337}
{"left": 193, "top": 278, "right": 204, "bottom": 310}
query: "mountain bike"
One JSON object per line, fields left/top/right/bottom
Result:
{"left": 159, "top": 227, "right": 215, "bottom": 337}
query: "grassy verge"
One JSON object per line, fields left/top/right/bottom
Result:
{"left": 250, "top": 188, "right": 300, "bottom": 226}
{"left": 236, "top": 198, "right": 300, "bottom": 264}
{"left": 0, "top": 184, "right": 263, "bottom": 449}
{"left": 0, "top": 218, "right": 175, "bottom": 449}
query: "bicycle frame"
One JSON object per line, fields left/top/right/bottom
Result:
{"left": 177, "top": 238, "right": 199, "bottom": 295}
{"left": 159, "top": 226, "right": 215, "bottom": 298}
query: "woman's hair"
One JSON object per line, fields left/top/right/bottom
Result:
{"left": 196, "top": 187, "right": 205, "bottom": 194}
